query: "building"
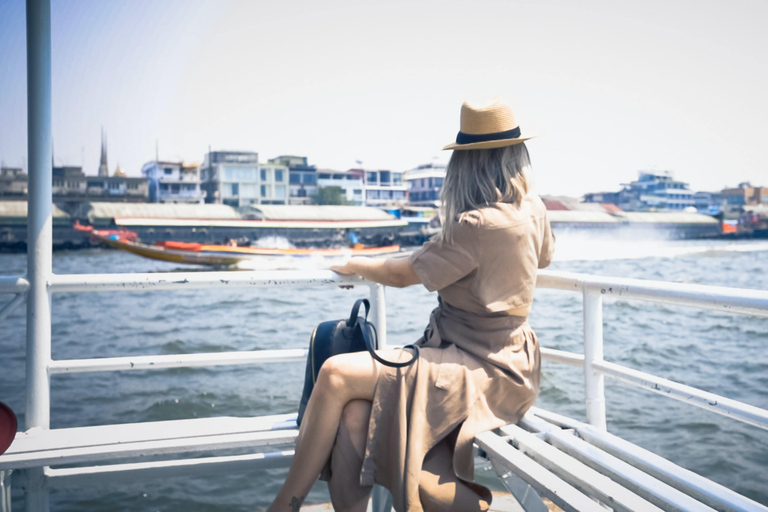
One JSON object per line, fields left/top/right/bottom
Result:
{"left": 584, "top": 171, "right": 695, "bottom": 211}
{"left": 201, "top": 150, "right": 287, "bottom": 207}
{"left": 316, "top": 168, "right": 364, "bottom": 205}
{"left": 693, "top": 191, "right": 724, "bottom": 213}
{"left": 720, "top": 182, "right": 768, "bottom": 207}
{"left": 2, "top": 164, "right": 146, "bottom": 210}
{"left": 403, "top": 163, "right": 446, "bottom": 206}
{"left": 258, "top": 160, "right": 289, "bottom": 205}
{"left": 55, "top": 165, "right": 147, "bottom": 211}
{"left": 582, "top": 191, "right": 622, "bottom": 205}
{"left": 142, "top": 161, "right": 205, "bottom": 204}
{"left": 358, "top": 168, "right": 407, "bottom": 207}
{"left": 269, "top": 155, "right": 317, "bottom": 205}
{"left": 0, "top": 167, "right": 27, "bottom": 198}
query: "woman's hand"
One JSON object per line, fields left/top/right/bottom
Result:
{"left": 330, "top": 259, "right": 360, "bottom": 276}
{"left": 331, "top": 257, "right": 420, "bottom": 288}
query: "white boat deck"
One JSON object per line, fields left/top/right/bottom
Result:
{"left": 3, "top": 2, "right": 768, "bottom": 510}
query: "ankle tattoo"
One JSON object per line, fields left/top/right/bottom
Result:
{"left": 289, "top": 495, "right": 305, "bottom": 511}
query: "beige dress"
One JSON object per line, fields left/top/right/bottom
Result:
{"left": 360, "top": 195, "right": 555, "bottom": 511}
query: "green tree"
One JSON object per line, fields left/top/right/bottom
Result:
{"left": 312, "top": 186, "right": 351, "bottom": 205}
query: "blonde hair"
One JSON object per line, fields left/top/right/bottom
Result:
{"left": 440, "top": 143, "right": 531, "bottom": 240}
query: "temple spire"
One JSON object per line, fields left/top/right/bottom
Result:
{"left": 98, "top": 127, "right": 109, "bottom": 177}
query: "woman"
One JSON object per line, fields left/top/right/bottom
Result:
{"left": 268, "top": 97, "right": 554, "bottom": 512}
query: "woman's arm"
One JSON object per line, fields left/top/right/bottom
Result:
{"left": 330, "top": 256, "right": 421, "bottom": 288}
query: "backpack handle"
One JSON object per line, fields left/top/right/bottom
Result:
{"left": 347, "top": 298, "right": 370, "bottom": 327}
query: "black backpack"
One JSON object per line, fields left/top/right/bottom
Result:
{"left": 297, "top": 298, "right": 419, "bottom": 426}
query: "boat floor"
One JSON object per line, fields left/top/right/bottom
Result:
{"left": 301, "top": 492, "right": 563, "bottom": 511}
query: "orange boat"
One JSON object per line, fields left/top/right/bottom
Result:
{"left": 82, "top": 227, "right": 401, "bottom": 267}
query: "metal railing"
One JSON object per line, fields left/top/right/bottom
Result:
{"left": 3, "top": 266, "right": 768, "bottom": 510}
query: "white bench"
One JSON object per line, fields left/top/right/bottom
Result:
{"left": 2, "top": 408, "right": 766, "bottom": 511}
{"left": 0, "top": 414, "right": 298, "bottom": 490}
{"left": 476, "top": 407, "right": 768, "bottom": 512}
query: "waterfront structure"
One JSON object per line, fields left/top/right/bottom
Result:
{"left": 97, "top": 128, "right": 109, "bottom": 177}
{"left": 584, "top": 171, "right": 696, "bottom": 211}
{"left": 403, "top": 163, "right": 446, "bottom": 206}
{"left": 582, "top": 191, "right": 622, "bottom": 206}
{"left": 201, "top": 150, "right": 288, "bottom": 207}
{"left": 1, "top": 164, "right": 147, "bottom": 210}
{"left": 316, "top": 168, "right": 364, "bottom": 205}
{"left": 720, "top": 182, "right": 768, "bottom": 207}
{"left": 693, "top": 191, "right": 724, "bottom": 213}
{"left": 359, "top": 168, "right": 408, "bottom": 207}
{"left": 269, "top": 155, "right": 318, "bottom": 205}
{"left": 0, "top": 166, "right": 27, "bottom": 198}
{"left": 141, "top": 160, "right": 205, "bottom": 204}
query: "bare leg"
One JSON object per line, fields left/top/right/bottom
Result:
{"left": 419, "top": 436, "right": 491, "bottom": 512}
{"left": 328, "top": 399, "right": 373, "bottom": 512}
{"left": 268, "top": 351, "right": 389, "bottom": 512}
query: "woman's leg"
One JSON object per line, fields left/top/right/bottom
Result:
{"left": 328, "top": 399, "right": 373, "bottom": 512}
{"left": 419, "top": 436, "right": 491, "bottom": 512}
{"left": 267, "top": 351, "right": 382, "bottom": 512}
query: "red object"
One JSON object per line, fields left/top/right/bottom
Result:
{"left": 0, "top": 401, "right": 17, "bottom": 456}
{"left": 601, "top": 203, "right": 623, "bottom": 214}
{"left": 156, "top": 241, "right": 203, "bottom": 252}
{"left": 74, "top": 221, "right": 138, "bottom": 242}
{"left": 543, "top": 200, "right": 569, "bottom": 211}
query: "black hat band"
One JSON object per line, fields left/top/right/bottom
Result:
{"left": 455, "top": 126, "right": 521, "bottom": 145}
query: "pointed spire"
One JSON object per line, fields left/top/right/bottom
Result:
{"left": 98, "top": 127, "right": 109, "bottom": 177}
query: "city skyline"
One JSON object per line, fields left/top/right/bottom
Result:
{"left": 1, "top": 0, "right": 767, "bottom": 196}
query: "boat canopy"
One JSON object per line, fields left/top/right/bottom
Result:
{"left": 0, "top": 200, "right": 70, "bottom": 224}
{"left": 71, "top": 202, "right": 241, "bottom": 224}
{"left": 239, "top": 204, "right": 398, "bottom": 221}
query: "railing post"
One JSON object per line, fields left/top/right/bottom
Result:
{"left": 368, "top": 283, "right": 387, "bottom": 348}
{"left": 583, "top": 291, "right": 606, "bottom": 430}
{"left": 367, "top": 283, "right": 393, "bottom": 512}
{"left": 25, "top": 0, "right": 53, "bottom": 510}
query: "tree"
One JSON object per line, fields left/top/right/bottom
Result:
{"left": 312, "top": 186, "right": 351, "bottom": 205}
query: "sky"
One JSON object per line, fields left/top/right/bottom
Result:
{"left": 0, "top": 0, "right": 767, "bottom": 196}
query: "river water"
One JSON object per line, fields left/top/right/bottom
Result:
{"left": 1, "top": 234, "right": 767, "bottom": 510}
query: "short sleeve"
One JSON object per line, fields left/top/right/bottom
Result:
{"left": 538, "top": 212, "right": 555, "bottom": 269}
{"left": 408, "top": 218, "right": 479, "bottom": 292}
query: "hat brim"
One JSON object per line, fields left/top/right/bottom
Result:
{"left": 443, "top": 135, "right": 535, "bottom": 151}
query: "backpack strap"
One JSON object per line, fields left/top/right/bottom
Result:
{"left": 355, "top": 318, "right": 419, "bottom": 368}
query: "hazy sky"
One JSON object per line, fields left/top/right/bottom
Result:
{"left": 1, "top": 0, "right": 767, "bottom": 196}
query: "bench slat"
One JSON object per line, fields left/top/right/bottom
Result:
{"left": 528, "top": 408, "right": 768, "bottom": 512}
{"left": 44, "top": 450, "right": 294, "bottom": 488}
{"left": 521, "top": 415, "right": 715, "bottom": 512}
{"left": 4, "top": 414, "right": 296, "bottom": 455}
{"left": 476, "top": 431, "right": 605, "bottom": 512}
{"left": 0, "top": 429, "right": 298, "bottom": 470}
{"left": 500, "top": 424, "right": 663, "bottom": 512}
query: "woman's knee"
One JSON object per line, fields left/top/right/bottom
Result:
{"left": 315, "top": 355, "right": 350, "bottom": 398}
{"left": 315, "top": 353, "right": 378, "bottom": 402}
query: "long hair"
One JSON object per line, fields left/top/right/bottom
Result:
{"left": 440, "top": 143, "right": 531, "bottom": 240}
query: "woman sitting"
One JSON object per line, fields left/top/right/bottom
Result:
{"left": 268, "top": 97, "right": 555, "bottom": 512}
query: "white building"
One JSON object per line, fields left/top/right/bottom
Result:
{"left": 360, "top": 169, "right": 408, "bottom": 207}
{"left": 258, "top": 161, "right": 290, "bottom": 205}
{"left": 403, "top": 163, "right": 446, "bottom": 206}
{"left": 141, "top": 161, "right": 205, "bottom": 204}
{"left": 201, "top": 151, "right": 287, "bottom": 207}
{"left": 316, "top": 168, "right": 365, "bottom": 205}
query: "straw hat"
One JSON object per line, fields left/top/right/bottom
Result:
{"left": 443, "top": 97, "right": 534, "bottom": 150}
